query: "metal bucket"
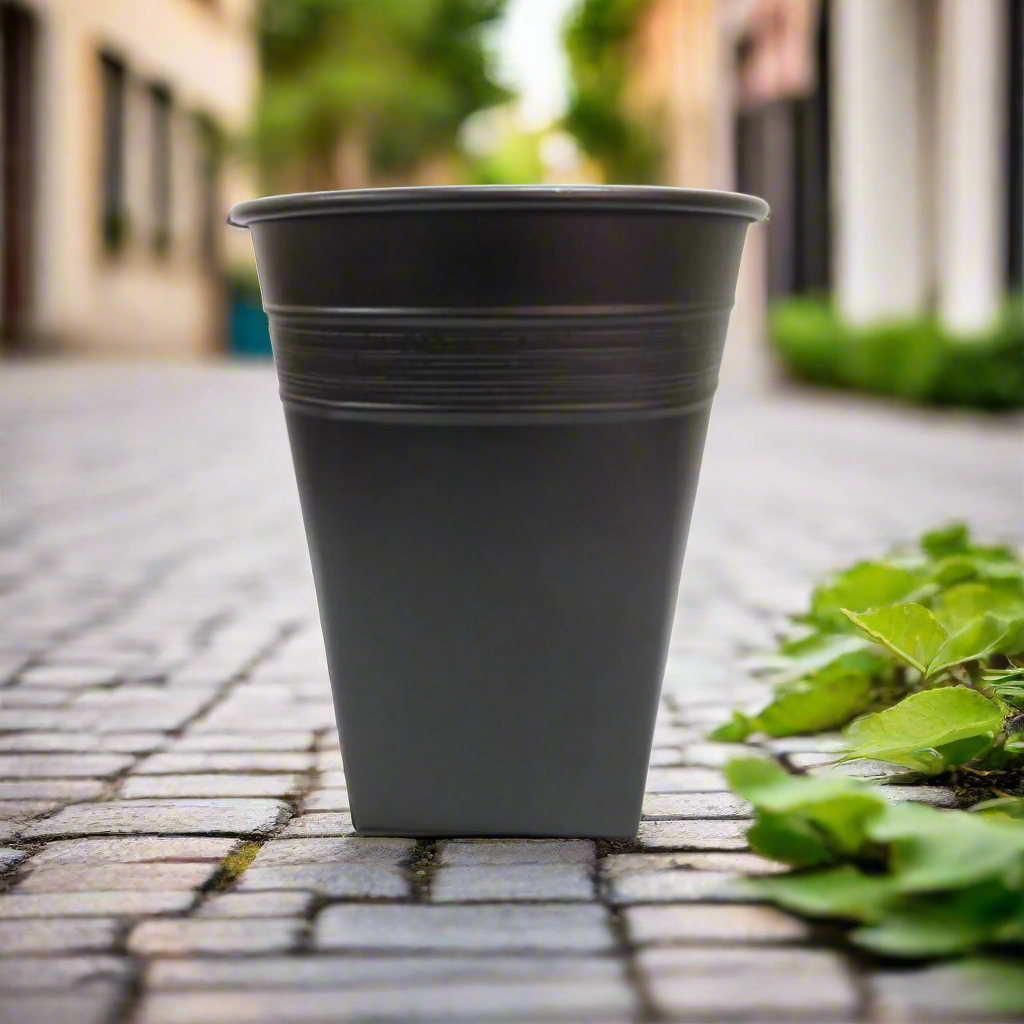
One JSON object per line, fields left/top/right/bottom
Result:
{"left": 229, "top": 185, "right": 768, "bottom": 837}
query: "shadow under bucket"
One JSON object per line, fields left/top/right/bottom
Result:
{"left": 229, "top": 185, "right": 768, "bottom": 838}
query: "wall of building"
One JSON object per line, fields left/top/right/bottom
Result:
{"left": 7, "top": 0, "right": 257, "bottom": 355}
{"left": 628, "top": 0, "right": 732, "bottom": 190}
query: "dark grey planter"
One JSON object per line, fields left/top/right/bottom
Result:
{"left": 229, "top": 186, "right": 768, "bottom": 838}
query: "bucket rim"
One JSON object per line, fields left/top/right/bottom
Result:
{"left": 228, "top": 184, "right": 770, "bottom": 228}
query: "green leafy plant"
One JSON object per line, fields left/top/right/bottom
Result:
{"left": 727, "top": 758, "right": 1024, "bottom": 965}
{"left": 710, "top": 523, "right": 1024, "bottom": 778}
{"left": 714, "top": 528, "right": 1024, "bottom": 996}
{"left": 769, "top": 297, "right": 1024, "bottom": 411}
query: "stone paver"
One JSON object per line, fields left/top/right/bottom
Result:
{"left": 0, "top": 846, "right": 25, "bottom": 872}
{"left": 644, "top": 767, "right": 728, "bottom": 792}
{"left": 1, "top": 364, "right": 1019, "bottom": 1022}
{"left": 601, "top": 851, "right": 786, "bottom": 876}
{"left": 20, "top": 799, "right": 290, "bottom": 838}
{"left": 277, "top": 812, "right": 356, "bottom": 838}
{"left": 196, "top": 891, "right": 314, "bottom": 918}
{"left": 0, "top": 754, "right": 132, "bottom": 778}
{"left": 13, "top": 862, "right": 215, "bottom": 892}
{"left": 301, "top": 788, "right": 350, "bottom": 811}
{"left": 625, "top": 903, "right": 808, "bottom": 942}
{"left": 128, "top": 918, "right": 303, "bottom": 955}
{"left": 317, "top": 904, "right": 616, "bottom": 952}
{"left": 134, "top": 752, "right": 314, "bottom": 774}
{"left": 0, "top": 989, "right": 124, "bottom": 1024}
{"left": 436, "top": 839, "right": 596, "bottom": 865}
{"left": 641, "top": 792, "right": 751, "bottom": 819}
{"left": 639, "top": 946, "right": 859, "bottom": 1020}
{"left": 606, "top": 868, "right": 749, "bottom": 904}
{"left": 173, "top": 732, "right": 315, "bottom": 752}
{"left": 235, "top": 862, "right": 410, "bottom": 899}
{"left": 0, "top": 955, "right": 131, "bottom": 991}
{"left": 634, "top": 818, "right": 749, "bottom": 850}
{"left": 0, "top": 918, "right": 120, "bottom": 953}
{"left": 251, "top": 836, "right": 413, "bottom": 867}
{"left": 27, "top": 837, "right": 236, "bottom": 866}
{"left": 120, "top": 773, "right": 305, "bottom": 799}
{"left": 870, "top": 961, "right": 1019, "bottom": 1021}
{"left": 431, "top": 864, "right": 594, "bottom": 902}
{"left": 0, "top": 891, "right": 195, "bottom": 917}
{"left": 136, "top": 982, "right": 636, "bottom": 1023}
{"left": 0, "top": 780, "right": 108, "bottom": 800}
{"left": 145, "top": 953, "right": 625, "bottom": 989}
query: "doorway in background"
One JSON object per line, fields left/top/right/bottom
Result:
{"left": 1009, "top": 0, "right": 1023, "bottom": 292}
{"left": 734, "top": 0, "right": 831, "bottom": 300}
{"left": 1, "top": 2, "right": 38, "bottom": 350}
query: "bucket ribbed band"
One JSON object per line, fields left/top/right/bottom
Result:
{"left": 269, "top": 304, "right": 732, "bottom": 420}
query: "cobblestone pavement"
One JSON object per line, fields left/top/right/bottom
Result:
{"left": 0, "top": 363, "right": 1022, "bottom": 1024}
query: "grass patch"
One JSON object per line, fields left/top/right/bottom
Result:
{"left": 203, "top": 840, "right": 263, "bottom": 893}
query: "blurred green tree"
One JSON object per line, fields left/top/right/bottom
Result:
{"left": 462, "top": 115, "right": 546, "bottom": 185}
{"left": 254, "top": 0, "right": 509, "bottom": 189}
{"left": 563, "top": 0, "right": 661, "bottom": 183}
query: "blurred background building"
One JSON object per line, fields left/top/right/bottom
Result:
{"left": 602, "top": 0, "right": 1023, "bottom": 350}
{"left": 1, "top": 0, "right": 258, "bottom": 356}
{"left": 1, "top": 0, "right": 1021, "bottom": 386}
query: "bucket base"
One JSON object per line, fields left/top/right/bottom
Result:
{"left": 351, "top": 827, "right": 639, "bottom": 840}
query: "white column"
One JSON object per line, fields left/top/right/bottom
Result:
{"left": 936, "top": 0, "right": 1007, "bottom": 335}
{"left": 831, "top": 0, "right": 929, "bottom": 325}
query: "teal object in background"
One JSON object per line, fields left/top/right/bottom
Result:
{"left": 229, "top": 295, "right": 272, "bottom": 358}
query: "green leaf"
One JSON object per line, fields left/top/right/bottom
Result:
{"left": 842, "top": 604, "right": 948, "bottom": 674}
{"left": 998, "top": 617, "right": 1024, "bottom": 656}
{"left": 867, "top": 801, "right": 1024, "bottom": 891}
{"left": 926, "top": 733, "right": 999, "bottom": 769}
{"left": 938, "top": 960, "right": 1024, "bottom": 1016}
{"left": 930, "top": 555, "right": 1024, "bottom": 587}
{"left": 933, "top": 583, "right": 1024, "bottom": 633}
{"left": 752, "top": 667, "right": 875, "bottom": 738}
{"left": 746, "top": 812, "right": 833, "bottom": 867}
{"left": 930, "top": 555, "right": 985, "bottom": 586}
{"left": 770, "top": 632, "right": 875, "bottom": 676}
{"left": 921, "top": 522, "right": 971, "bottom": 559}
{"left": 726, "top": 758, "right": 886, "bottom": 859}
{"left": 809, "top": 563, "right": 926, "bottom": 631}
{"left": 709, "top": 711, "right": 754, "bottom": 743}
{"left": 842, "top": 688, "right": 1005, "bottom": 774}
{"left": 852, "top": 883, "right": 1019, "bottom": 956}
{"left": 927, "top": 614, "right": 1012, "bottom": 676}
{"left": 749, "top": 866, "right": 896, "bottom": 922}
{"left": 970, "top": 796, "right": 1024, "bottom": 820}
{"left": 725, "top": 758, "right": 878, "bottom": 814}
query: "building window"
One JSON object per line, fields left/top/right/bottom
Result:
{"left": 195, "top": 113, "right": 221, "bottom": 267}
{"left": 99, "top": 52, "right": 127, "bottom": 253}
{"left": 150, "top": 84, "right": 173, "bottom": 255}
